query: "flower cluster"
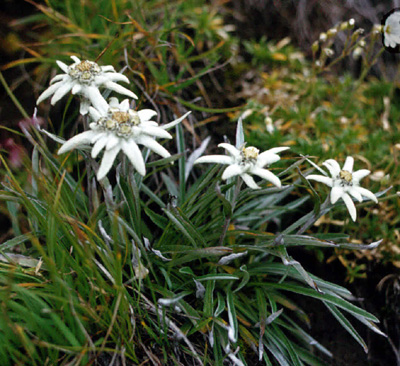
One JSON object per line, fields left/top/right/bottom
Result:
{"left": 37, "top": 55, "right": 379, "bottom": 222}
{"left": 38, "top": 56, "right": 189, "bottom": 180}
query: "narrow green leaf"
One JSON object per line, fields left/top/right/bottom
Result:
{"left": 215, "top": 184, "right": 233, "bottom": 218}
{"left": 204, "top": 279, "right": 216, "bottom": 317}
{"left": 176, "top": 122, "right": 186, "bottom": 203}
{"left": 6, "top": 201, "right": 22, "bottom": 236}
{"left": 281, "top": 234, "right": 337, "bottom": 248}
{"left": 298, "top": 167, "right": 320, "bottom": 216}
{"left": 163, "top": 207, "right": 206, "bottom": 247}
{"left": 161, "top": 173, "right": 179, "bottom": 197}
{"left": 196, "top": 273, "right": 239, "bottom": 281}
{"left": 0, "top": 233, "right": 33, "bottom": 250}
{"left": 226, "top": 289, "right": 238, "bottom": 343}
{"left": 233, "top": 265, "right": 250, "bottom": 293}
{"left": 215, "top": 292, "right": 226, "bottom": 317}
{"left": 324, "top": 301, "right": 368, "bottom": 353}
{"left": 144, "top": 206, "right": 168, "bottom": 230}
{"left": 267, "top": 282, "right": 379, "bottom": 322}
{"left": 145, "top": 153, "right": 183, "bottom": 167}
{"left": 235, "top": 118, "right": 245, "bottom": 149}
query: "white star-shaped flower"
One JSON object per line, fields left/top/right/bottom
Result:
{"left": 306, "top": 157, "right": 378, "bottom": 221}
{"left": 36, "top": 56, "right": 137, "bottom": 115}
{"left": 194, "top": 143, "right": 289, "bottom": 189}
{"left": 58, "top": 97, "right": 190, "bottom": 180}
{"left": 383, "top": 10, "right": 400, "bottom": 48}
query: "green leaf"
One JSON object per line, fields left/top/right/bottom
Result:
{"left": 196, "top": 273, "right": 239, "bottom": 281}
{"left": 145, "top": 153, "right": 183, "bottom": 168}
{"left": 204, "top": 279, "right": 216, "bottom": 317}
{"left": 215, "top": 292, "right": 226, "bottom": 317}
{"left": 144, "top": 206, "right": 168, "bottom": 230}
{"left": 266, "top": 282, "right": 379, "bottom": 322}
{"left": 0, "top": 233, "right": 33, "bottom": 251}
{"left": 179, "top": 266, "right": 194, "bottom": 276}
{"left": 215, "top": 184, "right": 233, "bottom": 218}
{"left": 235, "top": 118, "right": 245, "bottom": 149}
{"left": 281, "top": 234, "right": 337, "bottom": 248}
{"left": 168, "top": 247, "right": 230, "bottom": 266}
{"left": 277, "top": 245, "right": 321, "bottom": 292}
{"left": 298, "top": 167, "right": 321, "bottom": 216}
{"left": 161, "top": 173, "right": 179, "bottom": 197}
{"left": 174, "top": 96, "right": 244, "bottom": 113}
{"left": 226, "top": 289, "right": 238, "bottom": 343}
{"left": 233, "top": 265, "right": 250, "bottom": 293}
{"left": 176, "top": 123, "right": 186, "bottom": 203}
{"left": 6, "top": 201, "right": 22, "bottom": 236}
{"left": 324, "top": 301, "right": 368, "bottom": 353}
{"left": 163, "top": 206, "right": 206, "bottom": 248}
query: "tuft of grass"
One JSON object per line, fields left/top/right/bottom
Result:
{"left": 0, "top": 119, "right": 384, "bottom": 365}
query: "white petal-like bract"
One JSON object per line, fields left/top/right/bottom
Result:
{"left": 306, "top": 156, "right": 377, "bottom": 221}
{"left": 194, "top": 141, "right": 288, "bottom": 189}
{"left": 37, "top": 56, "right": 137, "bottom": 115}
{"left": 58, "top": 99, "right": 189, "bottom": 180}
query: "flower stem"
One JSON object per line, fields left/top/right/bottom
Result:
{"left": 296, "top": 197, "right": 330, "bottom": 235}
{"left": 218, "top": 178, "right": 242, "bottom": 246}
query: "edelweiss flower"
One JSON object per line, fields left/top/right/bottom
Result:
{"left": 383, "top": 10, "right": 400, "bottom": 48}
{"left": 194, "top": 143, "right": 289, "bottom": 189}
{"left": 36, "top": 56, "right": 137, "bottom": 114}
{"left": 307, "top": 156, "right": 377, "bottom": 221}
{"left": 58, "top": 97, "right": 190, "bottom": 180}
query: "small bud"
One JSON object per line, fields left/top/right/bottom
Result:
{"left": 323, "top": 48, "right": 334, "bottom": 57}
{"left": 352, "top": 47, "right": 363, "bottom": 59}
{"left": 327, "top": 28, "right": 337, "bottom": 37}
{"left": 319, "top": 32, "right": 327, "bottom": 42}
{"left": 339, "top": 22, "right": 348, "bottom": 31}
{"left": 312, "top": 41, "right": 319, "bottom": 53}
{"left": 340, "top": 18, "right": 355, "bottom": 31}
{"left": 351, "top": 28, "right": 364, "bottom": 42}
{"left": 265, "top": 116, "right": 274, "bottom": 134}
{"left": 373, "top": 24, "right": 384, "bottom": 34}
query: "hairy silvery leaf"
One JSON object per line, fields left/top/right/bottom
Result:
{"left": 185, "top": 136, "right": 211, "bottom": 181}
{"left": 235, "top": 117, "right": 245, "bottom": 149}
{"left": 194, "top": 279, "right": 205, "bottom": 299}
{"left": 218, "top": 251, "right": 248, "bottom": 265}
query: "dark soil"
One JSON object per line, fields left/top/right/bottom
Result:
{"left": 291, "top": 247, "right": 399, "bottom": 366}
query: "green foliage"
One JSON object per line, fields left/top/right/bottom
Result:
{"left": 0, "top": 119, "right": 383, "bottom": 365}
{"left": 234, "top": 24, "right": 400, "bottom": 273}
{"left": 0, "top": 1, "right": 393, "bottom": 365}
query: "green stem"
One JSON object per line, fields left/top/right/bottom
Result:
{"left": 218, "top": 178, "right": 243, "bottom": 246}
{"left": 0, "top": 71, "right": 29, "bottom": 118}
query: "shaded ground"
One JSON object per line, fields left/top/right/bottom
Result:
{"left": 293, "top": 247, "right": 398, "bottom": 366}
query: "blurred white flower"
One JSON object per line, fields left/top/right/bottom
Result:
{"left": 265, "top": 116, "right": 274, "bottom": 134}
{"left": 307, "top": 157, "right": 377, "bottom": 221}
{"left": 58, "top": 97, "right": 190, "bottom": 180}
{"left": 36, "top": 56, "right": 137, "bottom": 115}
{"left": 383, "top": 10, "right": 400, "bottom": 48}
{"left": 194, "top": 143, "right": 289, "bottom": 189}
